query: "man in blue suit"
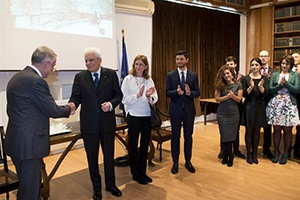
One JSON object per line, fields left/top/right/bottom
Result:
{"left": 166, "top": 50, "right": 200, "bottom": 174}
{"left": 5, "top": 46, "right": 75, "bottom": 200}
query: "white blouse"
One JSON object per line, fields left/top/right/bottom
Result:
{"left": 121, "top": 74, "right": 158, "bottom": 117}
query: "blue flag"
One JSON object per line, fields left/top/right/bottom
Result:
{"left": 119, "top": 36, "right": 128, "bottom": 112}
{"left": 120, "top": 37, "right": 129, "bottom": 85}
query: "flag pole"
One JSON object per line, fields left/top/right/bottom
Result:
{"left": 119, "top": 29, "right": 128, "bottom": 114}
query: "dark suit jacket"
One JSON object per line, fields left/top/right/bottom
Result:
{"left": 69, "top": 67, "right": 123, "bottom": 134}
{"left": 266, "top": 66, "right": 276, "bottom": 75}
{"left": 260, "top": 66, "right": 276, "bottom": 103}
{"left": 166, "top": 69, "right": 200, "bottom": 117}
{"left": 5, "top": 66, "right": 71, "bottom": 160}
{"left": 269, "top": 70, "right": 300, "bottom": 105}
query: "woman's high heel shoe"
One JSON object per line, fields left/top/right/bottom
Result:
{"left": 252, "top": 153, "right": 259, "bottom": 164}
{"left": 279, "top": 153, "right": 288, "bottom": 165}
{"left": 272, "top": 152, "right": 279, "bottom": 163}
{"left": 227, "top": 155, "right": 234, "bottom": 167}
{"left": 221, "top": 154, "right": 228, "bottom": 165}
{"left": 246, "top": 153, "right": 253, "bottom": 165}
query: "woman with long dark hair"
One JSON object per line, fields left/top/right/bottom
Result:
{"left": 241, "top": 58, "right": 268, "bottom": 164}
{"left": 214, "top": 65, "right": 243, "bottom": 167}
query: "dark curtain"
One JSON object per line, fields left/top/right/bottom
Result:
{"left": 152, "top": 0, "right": 240, "bottom": 115}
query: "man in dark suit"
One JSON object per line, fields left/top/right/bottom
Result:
{"left": 291, "top": 51, "right": 300, "bottom": 159}
{"left": 69, "top": 47, "right": 123, "bottom": 199}
{"left": 5, "top": 46, "right": 74, "bottom": 200}
{"left": 259, "top": 50, "right": 276, "bottom": 159}
{"left": 166, "top": 50, "right": 200, "bottom": 174}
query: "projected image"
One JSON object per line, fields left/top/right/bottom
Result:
{"left": 10, "top": 0, "right": 113, "bottom": 38}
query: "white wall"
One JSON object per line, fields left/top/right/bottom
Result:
{"left": 0, "top": 5, "right": 153, "bottom": 127}
{"left": 115, "top": 12, "right": 153, "bottom": 73}
{"left": 0, "top": 1, "right": 247, "bottom": 127}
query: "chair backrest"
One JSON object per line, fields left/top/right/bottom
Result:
{"left": 156, "top": 106, "right": 169, "bottom": 118}
{"left": 0, "top": 126, "right": 8, "bottom": 172}
{"left": 0, "top": 126, "right": 19, "bottom": 198}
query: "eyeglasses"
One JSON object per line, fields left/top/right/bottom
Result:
{"left": 44, "top": 60, "right": 56, "bottom": 67}
{"left": 259, "top": 55, "right": 269, "bottom": 57}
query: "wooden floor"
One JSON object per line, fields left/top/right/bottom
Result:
{"left": 2, "top": 121, "right": 300, "bottom": 200}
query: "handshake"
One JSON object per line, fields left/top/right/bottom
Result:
{"left": 67, "top": 102, "right": 76, "bottom": 115}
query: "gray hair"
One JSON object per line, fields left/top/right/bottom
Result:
{"left": 31, "top": 46, "right": 57, "bottom": 64}
{"left": 83, "top": 47, "right": 102, "bottom": 59}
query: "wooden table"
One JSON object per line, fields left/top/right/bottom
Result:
{"left": 40, "top": 120, "right": 129, "bottom": 200}
{"left": 199, "top": 98, "right": 219, "bottom": 125}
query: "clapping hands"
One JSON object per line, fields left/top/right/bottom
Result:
{"left": 137, "top": 85, "right": 145, "bottom": 98}
{"left": 258, "top": 79, "right": 264, "bottom": 88}
{"left": 146, "top": 87, "right": 155, "bottom": 99}
{"left": 227, "top": 90, "right": 235, "bottom": 98}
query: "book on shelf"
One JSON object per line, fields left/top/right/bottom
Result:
{"left": 275, "top": 5, "right": 300, "bottom": 18}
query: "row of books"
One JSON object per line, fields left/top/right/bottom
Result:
{"left": 275, "top": 5, "right": 300, "bottom": 18}
{"left": 275, "top": 21, "right": 300, "bottom": 32}
{"left": 274, "top": 49, "right": 300, "bottom": 61}
{"left": 274, "top": 37, "right": 300, "bottom": 47}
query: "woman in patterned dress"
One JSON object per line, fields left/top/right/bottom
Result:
{"left": 214, "top": 65, "right": 243, "bottom": 167}
{"left": 266, "top": 55, "right": 300, "bottom": 164}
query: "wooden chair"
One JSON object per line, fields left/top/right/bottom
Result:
{"left": 150, "top": 107, "right": 172, "bottom": 162}
{"left": 0, "top": 126, "right": 19, "bottom": 199}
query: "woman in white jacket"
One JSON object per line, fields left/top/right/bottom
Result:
{"left": 121, "top": 55, "right": 158, "bottom": 185}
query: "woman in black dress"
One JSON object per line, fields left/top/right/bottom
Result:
{"left": 241, "top": 58, "right": 268, "bottom": 164}
{"left": 214, "top": 65, "right": 243, "bottom": 167}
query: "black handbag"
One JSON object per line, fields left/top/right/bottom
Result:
{"left": 149, "top": 103, "right": 162, "bottom": 129}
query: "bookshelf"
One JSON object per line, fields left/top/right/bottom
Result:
{"left": 273, "top": 0, "right": 300, "bottom": 67}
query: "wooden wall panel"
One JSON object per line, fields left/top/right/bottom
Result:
{"left": 246, "top": 6, "right": 273, "bottom": 72}
{"left": 152, "top": 0, "right": 240, "bottom": 116}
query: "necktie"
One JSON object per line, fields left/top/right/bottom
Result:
{"left": 93, "top": 73, "right": 99, "bottom": 87}
{"left": 262, "top": 67, "right": 266, "bottom": 75}
{"left": 181, "top": 71, "right": 185, "bottom": 90}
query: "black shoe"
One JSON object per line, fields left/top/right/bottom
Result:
{"left": 142, "top": 174, "right": 152, "bottom": 183}
{"left": 227, "top": 155, "right": 234, "bottom": 167}
{"left": 218, "top": 150, "right": 224, "bottom": 159}
{"left": 185, "top": 161, "right": 196, "bottom": 173}
{"left": 106, "top": 186, "right": 122, "bottom": 197}
{"left": 246, "top": 153, "right": 253, "bottom": 165}
{"left": 133, "top": 175, "right": 148, "bottom": 185}
{"left": 262, "top": 150, "right": 274, "bottom": 159}
{"left": 93, "top": 191, "right": 102, "bottom": 200}
{"left": 233, "top": 150, "right": 246, "bottom": 159}
{"left": 171, "top": 163, "right": 178, "bottom": 174}
{"left": 252, "top": 154, "right": 259, "bottom": 164}
{"left": 272, "top": 152, "right": 279, "bottom": 163}
{"left": 221, "top": 154, "right": 228, "bottom": 165}
{"left": 279, "top": 153, "right": 288, "bottom": 165}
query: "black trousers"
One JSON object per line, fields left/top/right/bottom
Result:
{"left": 263, "top": 124, "right": 272, "bottom": 151}
{"left": 12, "top": 157, "right": 42, "bottom": 200}
{"left": 294, "top": 127, "right": 300, "bottom": 150}
{"left": 170, "top": 114, "right": 195, "bottom": 163}
{"left": 82, "top": 127, "right": 116, "bottom": 192}
{"left": 263, "top": 97, "right": 272, "bottom": 151}
{"left": 127, "top": 114, "right": 151, "bottom": 177}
